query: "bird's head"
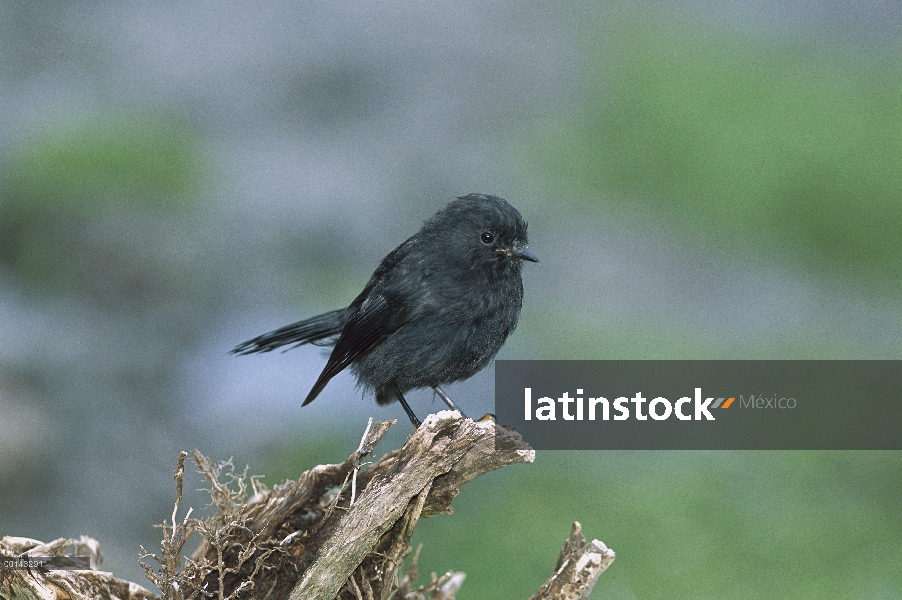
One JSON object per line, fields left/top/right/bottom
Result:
{"left": 425, "top": 193, "right": 538, "bottom": 273}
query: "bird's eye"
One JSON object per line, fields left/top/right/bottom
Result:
{"left": 481, "top": 232, "right": 494, "bottom": 244}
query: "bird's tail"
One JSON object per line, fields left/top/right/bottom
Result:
{"left": 231, "top": 308, "right": 348, "bottom": 355}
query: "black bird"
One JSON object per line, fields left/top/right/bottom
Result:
{"left": 232, "top": 193, "right": 537, "bottom": 427}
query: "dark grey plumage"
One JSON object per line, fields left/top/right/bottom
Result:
{"left": 232, "top": 193, "right": 537, "bottom": 424}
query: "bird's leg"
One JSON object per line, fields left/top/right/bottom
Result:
{"left": 393, "top": 382, "right": 422, "bottom": 429}
{"left": 432, "top": 385, "right": 468, "bottom": 418}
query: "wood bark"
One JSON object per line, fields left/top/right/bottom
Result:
{"left": 0, "top": 411, "right": 615, "bottom": 600}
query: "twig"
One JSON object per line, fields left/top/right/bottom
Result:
{"left": 351, "top": 417, "right": 374, "bottom": 506}
{"left": 529, "top": 522, "right": 615, "bottom": 600}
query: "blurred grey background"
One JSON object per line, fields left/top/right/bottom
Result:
{"left": 1, "top": 2, "right": 900, "bottom": 598}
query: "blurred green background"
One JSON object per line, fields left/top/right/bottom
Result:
{"left": 1, "top": 2, "right": 900, "bottom": 598}
{"left": 547, "top": 14, "right": 902, "bottom": 297}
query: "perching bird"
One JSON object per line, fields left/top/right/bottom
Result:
{"left": 232, "top": 193, "right": 537, "bottom": 427}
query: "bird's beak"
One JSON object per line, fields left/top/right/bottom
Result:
{"left": 512, "top": 243, "right": 539, "bottom": 263}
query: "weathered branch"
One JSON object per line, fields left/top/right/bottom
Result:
{"left": 1, "top": 411, "right": 615, "bottom": 600}
{"left": 529, "top": 522, "right": 615, "bottom": 600}
{"left": 289, "top": 411, "right": 533, "bottom": 599}
{"left": 0, "top": 535, "right": 156, "bottom": 600}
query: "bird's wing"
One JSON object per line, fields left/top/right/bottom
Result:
{"left": 302, "top": 291, "right": 413, "bottom": 405}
